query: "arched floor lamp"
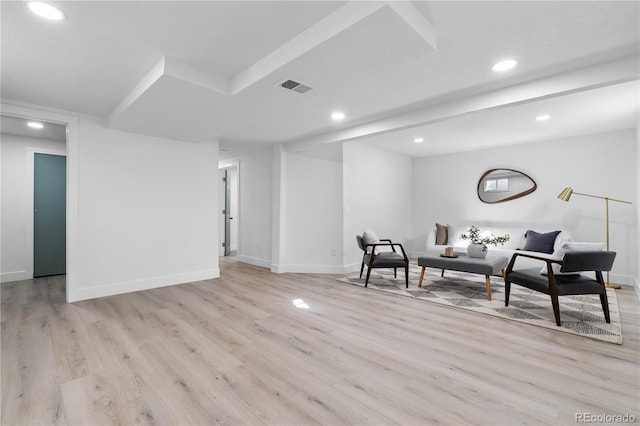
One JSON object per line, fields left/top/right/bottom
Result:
{"left": 558, "top": 187, "right": 632, "bottom": 289}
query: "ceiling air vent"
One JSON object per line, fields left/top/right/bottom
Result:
{"left": 277, "top": 78, "right": 313, "bottom": 94}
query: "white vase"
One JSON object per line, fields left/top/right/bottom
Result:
{"left": 467, "top": 243, "right": 488, "bottom": 258}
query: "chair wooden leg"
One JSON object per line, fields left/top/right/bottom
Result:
{"left": 405, "top": 265, "right": 409, "bottom": 288}
{"left": 600, "top": 293, "right": 611, "bottom": 323}
{"left": 365, "top": 267, "right": 372, "bottom": 288}
{"left": 418, "top": 267, "right": 425, "bottom": 288}
{"left": 551, "top": 295, "right": 561, "bottom": 326}
{"left": 504, "top": 279, "right": 511, "bottom": 306}
{"left": 359, "top": 262, "right": 365, "bottom": 279}
{"left": 440, "top": 268, "right": 444, "bottom": 277}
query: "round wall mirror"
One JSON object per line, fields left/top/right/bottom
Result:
{"left": 477, "top": 168, "right": 537, "bottom": 204}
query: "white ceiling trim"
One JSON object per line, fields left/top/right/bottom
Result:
{"left": 286, "top": 55, "right": 640, "bottom": 152}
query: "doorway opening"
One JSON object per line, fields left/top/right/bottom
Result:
{"left": 219, "top": 163, "right": 239, "bottom": 257}
{"left": 1, "top": 115, "right": 67, "bottom": 284}
{"left": 1, "top": 104, "right": 79, "bottom": 302}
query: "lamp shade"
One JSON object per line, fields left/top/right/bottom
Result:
{"left": 558, "top": 187, "right": 573, "bottom": 201}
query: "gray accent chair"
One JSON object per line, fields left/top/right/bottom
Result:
{"left": 504, "top": 251, "right": 616, "bottom": 326}
{"left": 356, "top": 235, "right": 409, "bottom": 288}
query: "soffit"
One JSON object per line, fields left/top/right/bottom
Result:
{"left": 353, "top": 80, "right": 640, "bottom": 158}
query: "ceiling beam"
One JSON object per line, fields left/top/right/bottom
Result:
{"left": 108, "top": 57, "right": 166, "bottom": 122}
{"left": 388, "top": 1, "right": 437, "bottom": 51}
{"left": 108, "top": 56, "right": 231, "bottom": 123}
{"left": 108, "top": 1, "right": 440, "bottom": 124}
{"left": 164, "top": 58, "right": 230, "bottom": 95}
{"left": 230, "top": 1, "right": 387, "bottom": 95}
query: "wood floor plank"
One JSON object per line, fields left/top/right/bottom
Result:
{"left": 215, "top": 364, "right": 322, "bottom": 425}
{"left": 137, "top": 336, "right": 264, "bottom": 425}
{"left": 1, "top": 315, "right": 66, "bottom": 425}
{"left": 142, "top": 308, "right": 245, "bottom": 373}
{"left": 46, "top": 303, "right": 105, "bottom": 383}
{"left": 60, "top": 373, "right": 137, "bottom": 426}
{"left": 2, "top": 257, "right": 638, "bottom": 425}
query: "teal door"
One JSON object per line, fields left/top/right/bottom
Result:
{"left": 34, "top": 153, "right": 66, "bottom": 277}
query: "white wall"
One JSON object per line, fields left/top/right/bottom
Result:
{"left": 412, "top": 129, "right": 637, "bottom": 285}
{"left": 74, "top": 115, "right": 219, "bottom": 300}
{"left": 237, "top": 146, "right": 273, "bottom": 268}
{"left": 1, "top": 134, "right": 66, "bottom": 283}
{"left": 275, "top": 151, "right": 343, "bottom": 273}
{"left": 343, "top": 141, "right": 413, "bottom": 271}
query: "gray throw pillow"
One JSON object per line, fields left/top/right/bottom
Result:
{"left": 362, "top": 229, "right": 380, "bottom": 245}
{"left": 435, "top": 223, "right": 448, "bottom": 245}
{"left": 523, "top": 230, "right": 561, "bottom": 254}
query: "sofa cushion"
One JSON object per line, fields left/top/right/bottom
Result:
{"left": 553, "top": 230, "right": 574, "bottom": 252}
{"left": 425, "top": 225, "right": 573, "bottom": 270}
{"left": 480, "top": 227, "right": 525, "bottom": 250}
{"left": 523, "top": 230, "right": 561, "bottom": 254}
{"left": 435, "top": 223, "right": 448, "bottom": 245}
{"left": 447, "top": 224, "right": 470, "bottom": 253}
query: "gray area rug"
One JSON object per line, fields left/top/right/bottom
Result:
{"left": 338, "top": 265, "right": 622, "bottom": 344}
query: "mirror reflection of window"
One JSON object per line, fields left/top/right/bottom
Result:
{"left": 484, "top": 178, "right": 509, "bottom": 192}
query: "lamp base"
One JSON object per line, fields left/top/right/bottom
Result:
{"left": 606, "top": 283, "right": 622, "bottom": 290}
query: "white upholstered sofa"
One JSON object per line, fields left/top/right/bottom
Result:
{"left": 425, "top": 224, "right": 575, "bottom": 269}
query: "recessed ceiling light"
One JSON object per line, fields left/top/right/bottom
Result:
{"left": 491, "top": 59, "right": 518, "bottom": 72}
{"left": 414, "top": 137, "right": 424, "bottom": 143}
{"left": 331, "top": 112, "right": 345, "bottom": 121}
{"left": 27, "top": 2, "right": 66, "bottom": 20}
{"left": 536, "top": 114, "right": 551, "bottom": 121}
{"left": 27, "top": 121, "right": 44, "bottom": 129}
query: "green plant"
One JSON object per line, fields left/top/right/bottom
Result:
{"left": 460, "top": 226, "right": 510, "bottom": 249}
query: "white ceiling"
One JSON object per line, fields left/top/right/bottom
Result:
{"left": 1, "top": 115, "right": 67, "bottom": 142}
{"left": 1, "top": 1, "right": 638, "bottom": 160}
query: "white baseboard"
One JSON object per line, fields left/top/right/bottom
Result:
{"left": 1, "top": 270, "right": 27, "bottom": 283}
{"left": 68, "top": 269, "right": 219, "bottom": 302}
{"left": 633, "top": 277, "right": 640, "bottom": 302}
{"left": 342, "top": 262, "right": 361, "bottom": 274}
{"left": 272, "top": 262, "right": 361, "bottom": 274}
{"left": 237, "top": 255, "right": 271, "bottom": 269}
{"left": 609, "top": 273, "right": 635, "bottom": 287}
{"left": 271, "top": 264, "right": 342, "bottom": 274}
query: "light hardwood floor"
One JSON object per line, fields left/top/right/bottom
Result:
{"left": 2, "top": 257, "right": 639, "bottom": 425}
